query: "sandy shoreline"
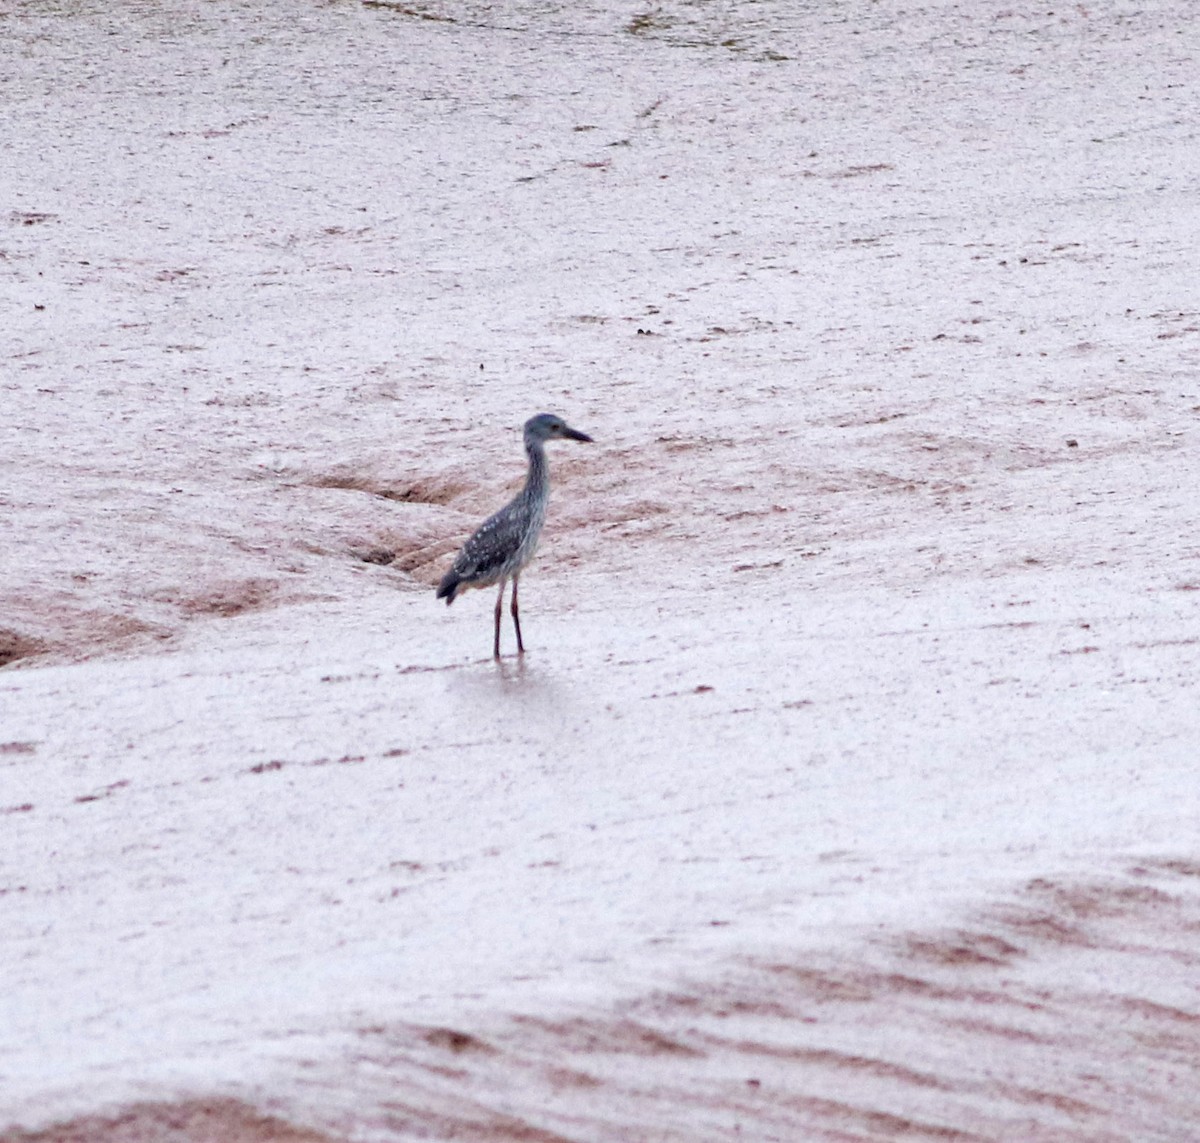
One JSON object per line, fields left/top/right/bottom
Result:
{"left": 3, "top": 1, "right": 1199, "bottom": 1138}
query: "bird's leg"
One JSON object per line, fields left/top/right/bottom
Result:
{"left": 511, "top": 574, "right": 524, "bottom": 654}
{"left": 493, "top": 580, "right": 506, "bottom": 659}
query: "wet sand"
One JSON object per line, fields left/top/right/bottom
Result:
{"left": 3, "top": 1, "right": 1199, "bottom": 1139}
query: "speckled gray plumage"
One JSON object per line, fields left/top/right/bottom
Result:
{"left": 437, "top": 413, "right": 593, "bottom": 657}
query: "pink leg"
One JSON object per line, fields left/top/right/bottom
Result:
{"left": 511, "top": 574, "right": 525, "bottom": 654}
{"left": 493, "top": 579, "right": 506, "bottom": 659}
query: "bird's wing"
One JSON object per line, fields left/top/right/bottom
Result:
{"left": 451, "top": 503, "right": 528, "bottom": 581}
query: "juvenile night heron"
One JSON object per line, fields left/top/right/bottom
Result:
{"left": 436, "top": 413, "right": 593, "bottom": 658}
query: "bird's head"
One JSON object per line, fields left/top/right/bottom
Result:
{"left": 525, "top": 413, "right": 593, "bottom": 444}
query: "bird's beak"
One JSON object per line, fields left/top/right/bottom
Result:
{"left": 564, "top": 428, "right": 593, "bottom": 443}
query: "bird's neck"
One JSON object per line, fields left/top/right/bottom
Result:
{"left": 522, "top": 435, "right": 549, "bottom": 501}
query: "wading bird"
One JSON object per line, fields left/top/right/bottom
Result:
{"left": 436, "top": 413, "right": 593, "bottom": 658}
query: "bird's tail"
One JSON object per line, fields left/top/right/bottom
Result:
{"left": 435, "top": 572, "right": 459, "bottom": 605}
